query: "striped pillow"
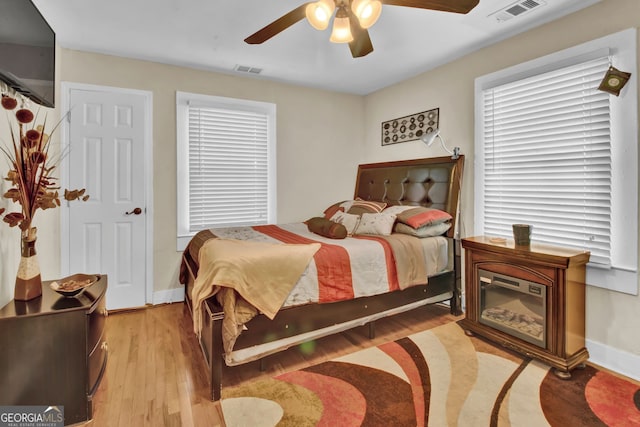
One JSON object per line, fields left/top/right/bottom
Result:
{"left": 347, "top": 198, "right": 387, "bottom": 215}
{"left": 323, "top": 201, "right": 347, "bottom": 219}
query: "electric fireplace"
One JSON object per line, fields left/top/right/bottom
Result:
{"left": 479, "top": 269, "right": 546, "bottom": 348}
{"left": 460, "top": 236, "right": 591, "bottom": 379}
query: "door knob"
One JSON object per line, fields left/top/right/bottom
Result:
{"left": 125, "top": 207, "right": 142, "bottom": 215}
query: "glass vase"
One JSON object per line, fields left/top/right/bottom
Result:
{"left": 14, "top": 233, "right": 42, "bottom": 301}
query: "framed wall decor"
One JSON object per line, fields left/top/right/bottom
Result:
{"left": 381, "top": 108, "right": 439, "bottom": 146}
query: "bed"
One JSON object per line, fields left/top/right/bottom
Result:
{"left": 179, "top": 155, "right": 464, "bottom": 400}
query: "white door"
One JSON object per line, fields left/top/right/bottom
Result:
{"left": 66, "top": 87, "right": 149, "bottom": 310}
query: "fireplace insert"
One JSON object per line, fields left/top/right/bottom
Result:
{"left": 478, "top": 269, "right": 546, "bottom": 348}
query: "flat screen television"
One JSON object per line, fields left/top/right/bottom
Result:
{"left": 0, "top": 0, "right": 55, "bottom": 108}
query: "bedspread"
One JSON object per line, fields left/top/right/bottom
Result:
{"left": 184, "top": 222, "right": 442, "bottom": 354}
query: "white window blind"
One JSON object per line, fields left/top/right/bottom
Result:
{"left": 187, "top": 104, "right": 270, "bottom": 231}
{"left": 481, "top": 56, "right": 612, "bottom": 265}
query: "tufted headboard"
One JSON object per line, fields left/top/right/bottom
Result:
{"left": 353, "top": 156, "right": 465, "bottom": 238}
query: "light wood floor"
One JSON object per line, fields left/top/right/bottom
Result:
{"left": 83, "top": 302, "right": 459, "bottom": 427}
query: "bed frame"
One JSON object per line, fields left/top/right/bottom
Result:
{"left": 181, "top": 155, "right": 465, "bottom": 400}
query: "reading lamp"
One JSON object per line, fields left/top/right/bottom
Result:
{"left": 420, "top": 128, "right": 460, "bottom": 159}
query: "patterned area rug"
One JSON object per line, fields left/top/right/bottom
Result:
{"left": 220, "top": 322, "right": 640, "bottom": 426}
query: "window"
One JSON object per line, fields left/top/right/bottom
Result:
{"left": 475, "top": 29, "right": 638, "bottom": 294}
{"left": 481, "top": 56, "right": 612, "bottom": 264}
{"left": 176, "top": 92, "right": 276, "bottom": 250}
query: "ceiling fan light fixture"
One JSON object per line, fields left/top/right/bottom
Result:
{"left": 329, "top": 5, "right": 353, "bottom": 43}
{"left": 351, "top": 0, "right": 382, "bottom": 29}
{"left": 305, "top": 0, "right": 336, "bottom": 30}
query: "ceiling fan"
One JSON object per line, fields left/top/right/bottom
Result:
{"left": 244, "top": 0, "right": 480, "bottom": 58}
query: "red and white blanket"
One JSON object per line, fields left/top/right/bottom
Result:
{"left": 186, "top": 222, "right": 448, "bottom": 353}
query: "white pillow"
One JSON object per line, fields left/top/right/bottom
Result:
{"left": 354, "top": 212, "right": 397, "bottom": 236}
{"left": 329, "top": 211, "right": 361, "bottom": 235}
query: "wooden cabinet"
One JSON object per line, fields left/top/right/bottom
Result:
{"left": 460, "top": 237, "right": 590, "bottom": 378}
{"left": 0, "top": 275, "right": 108, "bottom": 425}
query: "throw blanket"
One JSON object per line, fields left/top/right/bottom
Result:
{"left": 192, "top": 238, "right": 320, "bottom": 353}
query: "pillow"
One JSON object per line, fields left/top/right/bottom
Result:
{"left": 382, "top": 205, "right": 416, "bottom": 216}
{"left": 323, "top": 201, "right": 348, "bottom": 219}
{"left": 394, "top": 221, "right": 452, "bottom": 238}
{"left": 329, "top": 211, "right": 361, "bottom": 235}
{"left": 354, "top": 212, "right": 397, "bottom": 236}
{"left": 396, "top": 207, "right": 452, "bottom": 229}
{"left": 306, "top": 217, "right": 348, "bottom": 239}
{"left": 347, "top": 198, "right": 387, "bottom": 215}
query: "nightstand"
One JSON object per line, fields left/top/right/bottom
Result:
{"left": 0, "top": 275, "right": 108, "bottom": 425}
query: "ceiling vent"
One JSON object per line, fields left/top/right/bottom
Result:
{"left": 234, "top": 65, "right": 263, "bottom": 75}
{"left": 489, "top": 0, "right": 546, "bottom": 22}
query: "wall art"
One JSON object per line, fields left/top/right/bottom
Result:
{"left": 381, "top": 108, "right": 439, "bottom": 146}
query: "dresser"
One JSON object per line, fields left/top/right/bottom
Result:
{"left": 0, "top": 275, "right": 108, "bottom": 425}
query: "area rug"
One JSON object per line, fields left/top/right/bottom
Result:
{"left": 220, "top": 322, "right": 640, "bottom": 426}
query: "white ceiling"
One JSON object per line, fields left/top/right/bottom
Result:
{"left": 33, "top": 0, "right": 599, "bottom": 95}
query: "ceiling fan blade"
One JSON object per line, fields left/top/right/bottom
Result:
{"left": 244, "top": 3, "right": 311, "bottom": 44}
{"left": 381, "top": 0, "right": 479, "bottom": 14}
{"left": 348, "top": 11, "right": 374, "bottom": 58}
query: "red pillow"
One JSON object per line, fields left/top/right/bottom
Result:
{"left": 396, "top": 207, "right": 452, "bottom": 229}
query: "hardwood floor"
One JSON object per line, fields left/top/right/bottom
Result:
{"left": 83, "top": 301, "right": 460, "bottom": 427}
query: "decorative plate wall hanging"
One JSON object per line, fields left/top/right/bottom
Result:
{"left": 381, "top": 108, "right": 439, "bottom": 146}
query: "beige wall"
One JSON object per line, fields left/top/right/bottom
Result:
{"left": 61, "top": 50, "right": 366, "bottom": 295}
{"left": 0, "top": 50, "right": 365, "bottom": 307}
{"left": 363, "top": 0, "right": 640, "bottom": 364}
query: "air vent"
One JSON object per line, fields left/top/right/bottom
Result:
{"left": 489, "top": 0, "right": 546, "bottom": 22}
{"left": 234, "top": 65, "right": 263, "bottom": 75}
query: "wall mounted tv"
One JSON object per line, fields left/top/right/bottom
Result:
{"left": 0, "top": 0, "right": 55, "bottom": 108}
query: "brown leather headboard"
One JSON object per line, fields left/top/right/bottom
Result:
{"left": 354, "top": 156, "right": 465, "bottom": 238}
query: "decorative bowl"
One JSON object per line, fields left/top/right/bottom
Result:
{"left": 50, "top": 274, "right": 99, "bottom": 297}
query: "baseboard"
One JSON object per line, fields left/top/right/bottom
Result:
{"left": 153, "top": 287, "right": 185, "bottom": 305}
{"left": 586, "top": 338, "right": 640, "bottom": 381}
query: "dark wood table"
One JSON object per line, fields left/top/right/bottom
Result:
{"left": 0, "top": 275, "right": 108, "bottom": 425}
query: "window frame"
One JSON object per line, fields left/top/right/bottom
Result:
{"left": 474, "top": 28, "right": 638, "bottom": 295}
{"left": 176, "top": 91, "right": 277, "bottom": 251}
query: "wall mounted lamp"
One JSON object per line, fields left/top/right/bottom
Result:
{"left": 420, "top": 128, "right": 460, "bottom": 159}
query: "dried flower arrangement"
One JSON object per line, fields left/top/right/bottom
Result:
{"left": 0, "top": 93, "right": 89, "bottom": 241}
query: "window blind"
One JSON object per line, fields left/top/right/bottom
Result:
{"left": 481, "top": 56, "right": 612, "bottom": 265}
{"left": 188, "top": 104, "right": 269, "bottom": 231}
